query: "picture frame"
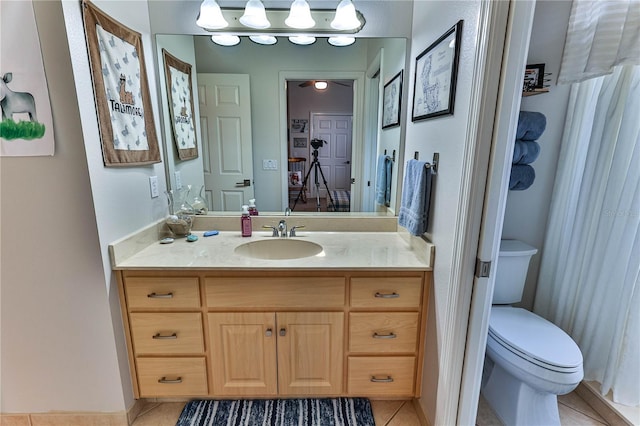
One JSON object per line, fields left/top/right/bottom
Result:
{"left": 523, "top": 63, "right": 545, "bottom": 91}
{"left": 82, "top": 0, "right": 160, "bottom": 166}
{"left": 162, "top": 49, "right": 198, "bottom": 161}
{"left": 382, "top": 70, "right": 403, "bottom": 129}
{"left": 293, "top": 137, "right": 307, "bottom": 148}
{"left": 290, "top": 118, "right": 309, "bottom": 133}
{"left": 412, "top": 20, "right": 463, "bottom": 122}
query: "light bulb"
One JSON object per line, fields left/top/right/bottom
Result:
{"left": 239, "top": 0, "right": 271, "bottom": 29}
{"left": 249, "top": 35, "right": 277, "bottom": 45}
{"left": 289, "top": 35, "right": 316, "bottom": 45}
{"left": 331, "top": 0, "right": 361, "bottom": 31}
{"left": 285, "top": 0, "right": 315, "bottom": 29}
{"left": 196, "top": 0, "right": 228, "bottom": 30}
{"left": 328, "top": 36, "right": 355, "bottom": 47}
{"left": 314, "top": 81, "right": 328, "bottom": 90}
{"left": 211, "top": 35, "right": 240, "bottom": 46}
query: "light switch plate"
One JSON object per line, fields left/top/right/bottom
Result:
{"left": 149, "top": 176, "right": 159, "bottom": 198}
{"left": 263, "top": 159, "right": 278, "bottom": 170}
{"left": 174, "top": 171, "right": 182, "bottom": 189}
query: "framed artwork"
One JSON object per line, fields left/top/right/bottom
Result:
{"left": 163, "top": 49, "right": 197, "bottom": 160}
{"left": 293, "top": 137, "right": 307, "bottom": 148}
{"left": 412, "top": 20, "right": 463, "bottom": 122}
{"left": 382, "top": 70, "right": 403, "bottom": 129}
{"left": 524, "top": 63, "right": 545, "bottom": 91}
{"left": 290, "top": 118, "right": 309, "bottom": 133}
{"left": 82, "top": 0, "right": 160, "bottom": 166}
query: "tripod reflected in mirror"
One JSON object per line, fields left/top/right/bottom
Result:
{"left": 292, "top": 139, "right": 336, "bottom": 212}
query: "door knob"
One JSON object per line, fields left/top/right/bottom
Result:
{"left": 235, "top": 179, "right": 251, "bottom": 187}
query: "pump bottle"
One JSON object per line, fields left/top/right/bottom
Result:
{"left": 241, "top": 205, "right": 252, "bottom": 237}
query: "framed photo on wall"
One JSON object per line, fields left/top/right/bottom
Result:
{"left": 382, "top": 70, "right": 403, "bottom": 129}
{"left": 82, "top": 0, "right": 160, "bottom": 166}
{"left": 162, "top": 49, "right": 198, "bottom": 160}
{"left": 412, "top": 20, "right": 463, "bottom": 122}
{"left": 293, "top": 137, "right": 307, "bottom": 148}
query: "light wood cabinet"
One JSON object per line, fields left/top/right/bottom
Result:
{"left": 117, "top": 270, "right": 430, "bottom": 399}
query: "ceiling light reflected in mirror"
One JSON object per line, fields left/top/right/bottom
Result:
{"left": 211, "top": 34, "right": 241, "bottom": 46}
{"left": 328, "top": 36, "right": 355, "bottom": 47}
{"left": 289, "top": 35, "right": 316, "bottom": 45}
{"left": 314, "top": 81, "right": 328, "bottom": 90}
{"left": 249, "top": 35, "right": 278, "bottom": 45}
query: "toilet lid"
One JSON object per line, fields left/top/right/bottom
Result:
{"left": 489, "top": 307, "right": 583, "bottom": 371}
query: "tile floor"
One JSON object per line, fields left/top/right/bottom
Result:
{"left": 131, "top": 390, "right": 608, "bottom": 425}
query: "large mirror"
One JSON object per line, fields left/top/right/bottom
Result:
{"left": 151, "top": 3, "right": 412, "bottom": 214}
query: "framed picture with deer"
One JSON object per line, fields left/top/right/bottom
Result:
{"left": 162, "top": 49, "right": 198, "bottom": 161}
{"left": 82, "top": 0, "right": 160, "bottom": 166}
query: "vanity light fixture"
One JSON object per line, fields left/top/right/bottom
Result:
{"left": 289, "top": 35, "right": 316, "bottom": 45}
{"left": 249, "top": 35, "right": 278, "bottom": 45}
{"left": 330, "top": 0, "right": 361, "bottom": 31}
{"left": 328, "top": 36, "right": 355, "bottom": 47}
{"left": 196, "top": 0, "right": 228, "bottom": 30}
{"left": 285, "top": 0, "right": 315, "bottom": 29}
{"left": 314, "top": 81, "right": 328, "bottom": 90}
{"left": 211, "top": 34, "right": 241, "bottom": 46}
{"left": 239, "top": 0, "right": 271, "bottom": 29}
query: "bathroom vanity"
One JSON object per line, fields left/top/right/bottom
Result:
{"left": 111, "top": 225, "right": 433, "bottom": 400}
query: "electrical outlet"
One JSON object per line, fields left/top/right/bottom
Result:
{"left": 262, "top": 159, "right": 278, "bottom": 170}
{"left": 149, "top": 176, "right": 159, "bottom": 198}
{"left": 174, "top": 171, "right": 182, "bottom": 189}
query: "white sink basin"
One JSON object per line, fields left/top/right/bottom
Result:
{"left": 234, "top": 239, "right": 323, "bottom": 260}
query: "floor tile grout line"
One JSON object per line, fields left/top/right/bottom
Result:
{"left": 559, "top": 401, "right": 609, "bottom": 425}
{"left": 383, "top": 400, "right": 407, "bottom": 426}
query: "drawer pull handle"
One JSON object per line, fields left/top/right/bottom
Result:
{"left": 279, "top": 328, "right": 287, "bottom": 337}
{"left": 375, "top": 292, "right": 399, "bottom": 299}
{"left": 265, "top": 328, "right": 273, "bottom": 337}
{"left": 373, "top": 332, "right": 397, "bottom": 339}
{"left": 370, "top": 375, "right": 394, "bottom": 383}
{"left": 158, "top": 377, "right": 182, "bottom": 384}
{"left": 147, "top": 292, "right": 174, "bottom": 299}
{"left": 153, "top": 333, "right": 177, "bottom": 340}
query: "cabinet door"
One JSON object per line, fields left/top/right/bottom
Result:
{"left": 277, "top": 312, "right": 344, "bottom": 396}
{"left": 208, "top": 312, "right": 277, "bottom": 396}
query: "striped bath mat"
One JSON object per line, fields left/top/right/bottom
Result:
{"left": 175, "top": 398, "right": 375, "bottom": 426}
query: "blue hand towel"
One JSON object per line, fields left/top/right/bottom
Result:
{"left": 509, "top": 164, "right": 535, "bottom": 190}
{"left": 512, "top": 139, "right": 541, "bottom": 164}
{"left": 516, "top": 111, "right": 546, "bottom": 141}
{"left": 398, "top": 159, "right": 433, "bottom": 236}
{"left": 375, "top": 155, "right": 392, "bottom": 206}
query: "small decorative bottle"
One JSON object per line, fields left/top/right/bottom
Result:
{"left": 248, "top": 198, "right": 259, "bottom": 216}
{"left": 241, "top": 205, "right": 252, "bottom": 237}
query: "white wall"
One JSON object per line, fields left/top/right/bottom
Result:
{"left": 0, "top": 1, "right": 126, "bottom": 413}
{"left": 502, "top": 0, "right": 573, "bottom": 310}
{"left": 406, "top": 2, "right": 483, "bottom": 424}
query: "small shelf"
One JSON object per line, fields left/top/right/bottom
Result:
{"left": 522, "top": 88, "right": 549, "bottom": 97}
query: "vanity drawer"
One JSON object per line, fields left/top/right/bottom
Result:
{"left": 136, "top": 357, "right": 208, "bottom": 397}
{"left": 348, "top": 356, "right": 415, "bottom": 396}
{"left": 130, "top": 313, "right": 204, "bottom": 354}
{"left": 350, "top": 277, "right": 422, "bottom": 309}
{"left": 125, "top": 277, "right": 200, "bottom": 309}
{"left": 349, "top": 312, "right": 419, "bottom": 353}
{"left": 205, "top": 277, "right": 345, "bottom": 308}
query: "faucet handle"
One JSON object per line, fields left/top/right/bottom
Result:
{"left": 262, "top": 225, "right": 279, "bottom": 237}
{"left": 289, "top": 225, "right": 305, "bottom": 237}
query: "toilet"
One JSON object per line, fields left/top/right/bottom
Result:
{"left": 481, "top": 240, "right": 583, "bottom": 426}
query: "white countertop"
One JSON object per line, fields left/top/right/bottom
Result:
{"left": 112, "top": 231, "right": 433, "bottom": 271}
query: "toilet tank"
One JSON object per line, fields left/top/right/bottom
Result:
{"left": 493, "top": 240, "right": 538, "bottom": 304}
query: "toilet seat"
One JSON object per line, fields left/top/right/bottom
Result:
{"left": 489, "top": 307, "right": 583, "bottom": 373}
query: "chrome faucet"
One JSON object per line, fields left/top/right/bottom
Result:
{"left": 278, "top": 220, "right": 287, "bottom": 238}
{"left": 284, "top": 207, "right": 291, "bottom": 216}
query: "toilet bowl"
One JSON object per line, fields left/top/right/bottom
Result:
{"left": 481, "top": 240, "right": 583, "bottom": 426}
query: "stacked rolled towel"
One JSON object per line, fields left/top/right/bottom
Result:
{"left": 509, "top": 111, "right": 546, "bottom": 190}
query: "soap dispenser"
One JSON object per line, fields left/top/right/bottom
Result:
{"left": 241, "top": 205, "right": 252, "bottom": 237}
{"left": 248, "top": 198, "right": 259, "bottom": 215}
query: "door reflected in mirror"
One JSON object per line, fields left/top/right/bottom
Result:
{"left": 155, "top": 35, "right": 407, "bottom": 214}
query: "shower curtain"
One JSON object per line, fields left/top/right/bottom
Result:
{"left": 534, "top": 65, "right": 639, "bottom": 406}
